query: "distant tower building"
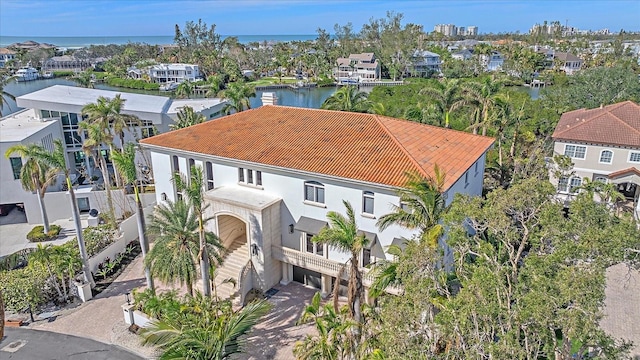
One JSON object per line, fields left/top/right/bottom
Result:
{"left": 467, "top": 26, "right": 478, "bottom": 36}
{"left": 458, "top": 27, "right": 466, "bottom": 36}
{"left": 434, "top": 24, "right": 445, "bottom": 34}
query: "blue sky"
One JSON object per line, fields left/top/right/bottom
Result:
{"left": 1, "top": 0, "right": 638, "bottom": 37}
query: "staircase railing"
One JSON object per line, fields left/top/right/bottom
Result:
{"left": 237, "top": 260, "right": 253, "bottom": 307}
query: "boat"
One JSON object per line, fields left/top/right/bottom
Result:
{"left": 15, "top": 66, "right": 40, "bottom": 82}
{"left": 159, "top": 82, "right": 178, "bottom": 91}
{"left": 41, "top": 71, "right": 54, "bottom": 79}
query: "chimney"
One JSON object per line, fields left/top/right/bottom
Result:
{"left": 261, "top": 92, "right": 278, "bottom": 106}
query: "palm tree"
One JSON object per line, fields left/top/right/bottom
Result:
{"left": 459, "top": 77, "right": 503, "bottom": 135}
{"left": 141, "top": 296, "right": 271, "bottom": 359}
{"left": 218, "top": 81, "right": 256, "bottom": 114}
{"left": 204, "top": 74, "right": 224, "bottom": 98}
{"left": 78, "top": 121, "right": 116, "bottom": 227}
{"left": 36, "top": 140, "right": 94, "bottom": 287}
{"left": 111, "top": 143, "right": 154, "bottom": 293}
{"left": 174, "top": 166, "right": 222, "bottom": 297}
{"left": 82, "top": 94, "right": 139, "bottom": 152}
{"left": 0, "top": 70, "right": 16, "bottom": 114}
{"left": 175, "top": 81, "right": 194, "bottom": 99}
{"left": 169, "top": 106, "right": 206, "bottom": 130}
{"left": 321, "top": 85, "right": 370, "bottom": 112}
{"left": 29, "top": 244, "right": 66, "bottom": 301}
{"left": 5, "top": 143, "right": 58, "bottom": 233}
{"left": 313, "top": 201, "right": 367, "bottom": 328}
{"left": 72, "top": 71, "right": 95, "bottom": 89}
{"left": 419, "top": 79, "right": 463, "bottom": 128}
{"left": 146, "top": 198, "right": 223, "bottom": 296}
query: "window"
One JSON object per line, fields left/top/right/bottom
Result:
{"left": 247, "top": 169, "right": 253, "bottom": 184}
{"left": 363, "top": 191, "right": 374, "bottom": 215}
{"left": 564, "top": 144, "right": 586, "bottom": 159}
{"left": 256, "top": 171, "right": 262, "bottom": 186}
{"left": 172, "top": 155, "right": 179, "bottom": 174}
{"left": 474, "top": 162, "right": 479, "bottom": 176}
{"left": 599, "top": 150, "right": 613, "bottom": 164}
{"left": 362, "top": 248, "right": 372, "bottom": 267}
{"left": 629, "top": 152, "right": 640, "bottom": 163}
{"left": 238, "top": 168, "right": 245, "bottom": 182}
{"left": 205, "top": 162, "right": 214, "bottom": 190}
{"left": 464, "top": 172, "right": 469, "bottom": 187}
{"left": 400, "top": 201, "right": 410, "bottom": 212}
{"left": 238, "top": 168, "right": 262, "bottom": 186}
{"left": 9, "top": 157, "right": 22, "bottom": 179}
{"left": 304, "top": 181, "right": 325, "bottom": 204}
{"left": 558, "top": 176, "right": 582, "bottom": 194}
{"left": 305, "top": 233, "right": 324, "bottom": 256}
{"left": 594, "top": 175, "right": 608, "bottom": 183}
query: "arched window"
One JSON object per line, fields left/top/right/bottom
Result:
{"left": 599, "top": 150, "right": 613, "bottom": 164}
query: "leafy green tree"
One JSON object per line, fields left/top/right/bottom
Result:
{"left": 321, "top": 85, "right": 370, "bottom": 112}
{"left": 218, "top": 81, "right": 256, "bottom": 114}
{"left": 145, "top": 198, "right": 222, "bottom": 297}
{"left": 175, "top": 81, "right": 194, "bottom": 99}
{"left": 419, "top": 79, "right": 463, "bottom": 128}
{"left": 112, "top": 143, "right": 154, "bottom": 293}
{"left": 22, "top": 140, "right": 95, "bottom": 287}
{"left": 5, "top": 143, "right": 58, "bottom": 233}
{"left": 169, "top": 106, "right": 206, "bottom": 130}
{"left": 141, "top": 295, "right": 271, "bottom": 359}
{"left": 459, "top": 76, "right": 504, "bottom": 135}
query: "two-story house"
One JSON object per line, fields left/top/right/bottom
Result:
{"left": 140, "top": 105, "right": 494, "bottom": 302}
{"left": 407, "top": 50, "right": 442, "bottom": 77}
{"left": 0, "top": 47, "right": 16, "bottom": 68}
{"left": 148, "top": 63, "right": 200, "bottom": 84}
{"left": 1, "top": 85, "right": 227, "bottom": 225}
{"left": 550, "top": 101, "right": 640, "bottom": 218}
{"left": 334, "top": 53, "right": 381, "bottom": 84}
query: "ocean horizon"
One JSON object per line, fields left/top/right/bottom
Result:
{"left": 0, "top": 34, "right": 318, "bottom": 48}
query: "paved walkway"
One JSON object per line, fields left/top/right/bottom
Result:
{"left": 600, "top": 263, "right": 640, "bottom": 357}
{"left": 0, "top": 215, "right": 86, "bottom": 257}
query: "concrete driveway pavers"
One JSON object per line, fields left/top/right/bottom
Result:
{"left": 1, "top": 327, "right": 143, "bottom": 360}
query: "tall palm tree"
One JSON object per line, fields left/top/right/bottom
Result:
{"left": 419, "top": 79, "right": 463, "bottom": 128}
{"left": 321, "top": 85, "right": 370, "bottom": 112}
{"left": 141, "top": 296, "right": 271, "bottom": 359}
{"left": 175, "top": 81, "right": 194, "bottom": 99}
{"left": 459, "top": 77, "right": 503, "bottom": 135}
{"left": 5, "top": 143, "right": 58, "bottom": 233}
{"left": 0, "top": 70, "right": 16, "bottom": 114}
{"left": 78, "top": 121, "right": 116, "bottom": 227}
{"left": 29, "top": 244, "right": 66, "bottom": 301}
{"left": 218, "top": 81, "right": 256, "bottom": 114}
{"left": 36, "top": 140, "right": 94, "bottom": 287}
{"left": 145, "top": 198, "right": 223, "bottom": 296}
{"left": 82, "top": 94, "right": 139, "bottom": 152}
{"left": 313, "top": 201, "right": 367, "bottom": 327}
{"left": 174, "top": 166, "right": 221, "bottom": 297}
{"left": 111, "top": 143, "right": 155, "bottom": 293}
{"left": 169, "top": 106, "right": 206, "bottom": 130}
{"left": 204, "top": 74, "right": 224, "bottom": 98}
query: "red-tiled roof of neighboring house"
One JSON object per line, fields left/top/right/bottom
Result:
{"left": 552, "top": 101, "right": 640, "bottom": 147}
{"left": 141, "top": 105, "right": 495, "bottom": 190}
{"left": 608, "top": 167, "right": 640, "bottom": 179}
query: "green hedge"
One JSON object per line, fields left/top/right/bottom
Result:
{"left": 106, "top": 77, "right": 160, "bottom": 90}
{"left": 0, "top": 266, "right": 49, "bottom": 312}
{"left": 26, "top": 225, "right": 62, "bottom": 242}
{"left": 52, "top": 70, "right": 75, "bottom": 77}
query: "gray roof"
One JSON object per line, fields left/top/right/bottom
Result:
{"left": 16, "top": 85, "right": 171, "bottom": 116}
{"left": 0, "top": 109, "right": 60, "bottom": 143}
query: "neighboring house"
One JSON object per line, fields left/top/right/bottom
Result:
{"left": 148, "top": 63, "right": 200, "bottom": 84}
{"left": 480, "top": 51, "right": 505, "bottom": 71}
{"left": 550, "top": 101, "right": 640, "bottom": 218}
{"left": 0, "top": 47, "right": 16, "bottom": 68}
{"left": 407, "top": 50, "right": 442, "bottom": 77}
{"left": 42, "top": 55, "right": 93, "bottom": 72}
{"left": 537, "top": 48, "right": 583, "bottom": 74}
{"left": 334, "top": 53, "right": 381, "bottom": 84}
{"left": 140, "top": 104, "right": 494, "bottom": 300}
{"left": 127, "top": 67, "right": 143, "bottom": 80}
{"left": 1, "top": 85, "right": 227, "bottom": 224}
{"left": 451, "top": 49, "right": 473, "bottom": 61}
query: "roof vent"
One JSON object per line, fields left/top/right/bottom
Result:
{"left": 261, "top": 92, "right": 278, "bottom": 106}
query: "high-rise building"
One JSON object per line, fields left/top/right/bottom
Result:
{"left": 466, "top": 26, "right": 478, "bottom": 36}
{"left": 434, "top": 24, "right": 477, "bottom": 37}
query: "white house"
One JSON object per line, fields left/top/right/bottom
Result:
{"left": 148, "top": 63, "right": 200, "bottom": 84}
{"left": 334, "top": 53, "right": 381, "bottom": 84}
{"left": 408, "top": 50, "right": 442, "bottom": 77}
{"left": 550, "top": 101, "right": 640, "bottom": 219}
{"left": 0, "top": 48, "right": 16, "bottom": 68}
{"left": 140, "top": 105, "right": 495, "bottom": 301}
{"left": 481, "top": 51, "right": 505, "bottom": 72}
{"left": 1, "top": 85, "right": 226, "bottom": 224}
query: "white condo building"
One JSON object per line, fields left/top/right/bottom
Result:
{"left": 140, "top": 105, "right": 494, "bottom": 302}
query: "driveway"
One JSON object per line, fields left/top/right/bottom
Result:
{"left": 0, "top": 217, "right": 84, "bottom": 258}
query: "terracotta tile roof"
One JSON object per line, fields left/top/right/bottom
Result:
{"left": 552, "top": 101, "right": 640, "bottom": 147}
{"left": 608, "top": 167, "right": 640, "bottom": 179}
{"left": 141, "top": 106, "right": 495, "bottom": 190}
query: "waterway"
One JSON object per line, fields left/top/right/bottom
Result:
{"left": 1, "top": 77, "right": 540, "bottom": 118}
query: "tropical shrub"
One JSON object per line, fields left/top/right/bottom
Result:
{"left": 82, "top": 225, "right": 118, "bottom": 257}
{"left": 0, "top": 266, "right": 50, "bottom": 312}
{"left": 26, "top": 224, "right": 62, "bottom": 242}
{"left": 0, "top": 248, "right": 33, "bottom": 271}
{"left": 133, "top": 288, "right": 181, "bottom": 319}
{"left": 52, "top": 70, "right": 74, "bottom": 77}
{"left": 105, "top": 77, "right": 160, "bottom": 90}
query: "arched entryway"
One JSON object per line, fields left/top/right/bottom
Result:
{"left": 212, "top": 214, "right": 250, "bottom": 301}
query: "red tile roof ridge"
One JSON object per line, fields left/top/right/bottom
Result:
{"left": 553, "top": 101, "right": 640, "bottom": 138}
{"left": 372, "top": 114, "right": 430, "bottom": 179}
{"left": 608, "top": 166, "right": 640, "bottom": 179}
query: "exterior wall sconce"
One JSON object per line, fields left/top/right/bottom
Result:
{"left": 251, "top": 243, "right": 259, "bottom": 256}
{"left": 160, "top": 192, "right": 167, "bottom": 201}
{"left": 125, "top": 291, "right": 131, "bottom": 305}
{"left": 289, "top": 224, "right": 294, "bottom": 234}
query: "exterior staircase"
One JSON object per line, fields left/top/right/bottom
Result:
{"left": 212, "top": 240, "right": 249, "bottom": 301}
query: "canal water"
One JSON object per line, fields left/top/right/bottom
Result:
{"left": 1, "top": 78, "right": 540, "bottom": 118}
